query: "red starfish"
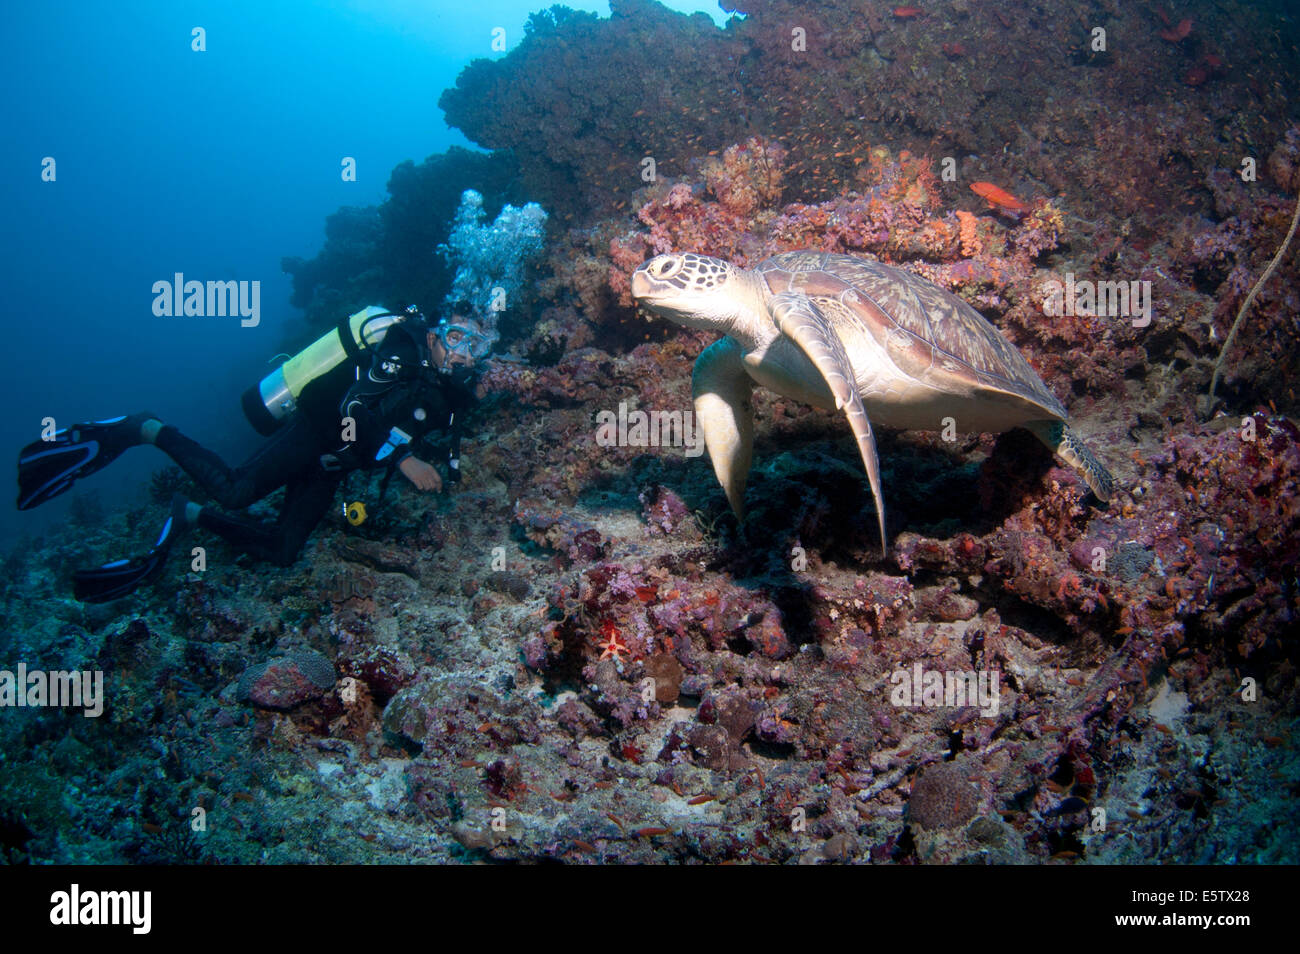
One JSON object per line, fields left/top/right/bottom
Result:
{"left": 598, "top": 624, "right": 630, "bottom": 662}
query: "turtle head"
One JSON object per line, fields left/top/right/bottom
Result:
{"left": 631, "top": 253, "right": 760, "bottom": 334}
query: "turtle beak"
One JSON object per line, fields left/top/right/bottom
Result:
{"left": 630, "top": 269, "right": 654, "bottom": 301}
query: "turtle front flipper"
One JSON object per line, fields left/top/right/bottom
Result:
{"left": 692, "top": 336, "right": 755, "bottom": 519}
{"left": 1025, "top": 420, "right": 1115, "bottom": 502}
{"left": 771, "top": 291, "right": 888, "bottom": 556}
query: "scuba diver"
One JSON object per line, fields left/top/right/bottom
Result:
{"left": 17, "top": 305, "right": 492, "bottom": 602}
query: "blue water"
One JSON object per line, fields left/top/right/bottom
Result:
{"left": 0, "top": 0, "right": 729, "bottom": 545}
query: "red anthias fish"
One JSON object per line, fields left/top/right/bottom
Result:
{"left": 970, "top": 181, "right": 1028, "bottom": 214}
{"left": 1185, "top": 53, "right": 1226, "bottom": 86}
{"left": 892, "top": 6, "right": 924, "bottom": 17}
{"left": 1159, "top": 18, "right": 1192, "bottom": 42}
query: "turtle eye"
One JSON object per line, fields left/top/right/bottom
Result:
{"left": 649, "top": 256, "right": 683, "bottom": 280}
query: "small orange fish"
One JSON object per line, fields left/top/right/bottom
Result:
{"left": 893, "top": 6, "right": 924, "bottom": 17}
{"left": 970, "top": 181, "right": 1028, "bottom": 214}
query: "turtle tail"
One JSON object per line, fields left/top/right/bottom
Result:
{"left": 1026, "top": 421, "right": 1114, "bottom": 502}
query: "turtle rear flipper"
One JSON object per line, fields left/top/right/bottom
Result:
{"left": 771, "top": 291, "right": 887, "bottom": 557}
{"left": 1025, "top": 420, "right": 1115, "bottom": 502}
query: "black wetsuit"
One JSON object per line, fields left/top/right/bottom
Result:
{"left": 154, "top": 322, "right": 477, "bottom": 566}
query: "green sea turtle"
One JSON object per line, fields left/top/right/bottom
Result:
{"left": 630, "top": 250, "right": 1113, "bottom": 554}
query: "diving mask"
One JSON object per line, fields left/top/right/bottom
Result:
{"left": 436, "top": 321, "right": 493, "bottom": 362}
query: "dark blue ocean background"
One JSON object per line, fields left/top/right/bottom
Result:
{"left": 0, "top": 0, "right": 725, "bottom": 546}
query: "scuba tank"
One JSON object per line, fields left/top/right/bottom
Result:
{"left": 241, "top": 305, "right": 414, "bottom": 435}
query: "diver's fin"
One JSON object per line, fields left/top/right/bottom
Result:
{"left": 771, "top": 291, "right": 887, "bottom": 557}
{"left": 72, "top": 507, "right": 178, "bottom": 603}
{"left": 17, "top": 413, "right": 155, "bottom": 511}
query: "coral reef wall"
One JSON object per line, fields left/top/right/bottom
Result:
{"left": 440, "top": 1, "right": 748, "bottom": 224}
{"left": 441, "top": 0, "right": 1299, "bottom": 228}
